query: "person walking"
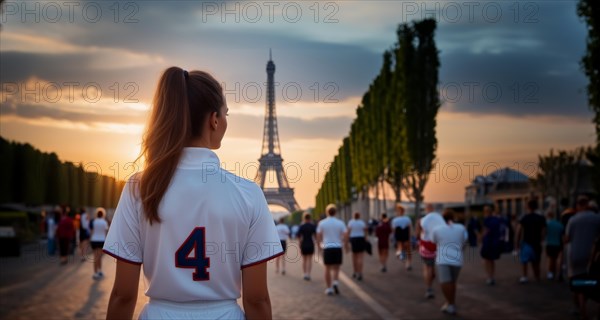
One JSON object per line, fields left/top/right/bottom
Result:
{"left": 56, "top": 208, "right": 75, "bottom": 265}
{"left": 392, "top": 204, "right": 413, "bottom": 270}
{"left": 467, "top": 214, "right": 481, "bottom": 249}
{"left": 90, "top": 208, "right": 109, "bottom": 280}
{"left": 432, "top": 209, "right": 467, "bottom": 315}
{"left": 104, "top": 67, "right": 283, "bottom": 320}
{"left": 317, "top": 204, "right": 348, "bottom": 296}
{"left": 46, "top": 210, "right": 58, "bottom": 256}
{"left": 375, "top": 213, "right": 392, "bottom": 272}
{"left": 79, "top": 208, "right": 91, "bottom": 262}
{"left": 275, "top": 218, "right": 290, "bottom": 275}
{"left": 515, "top": 199, "right": 546, "bottom": 283}
{"left": 480, "top": 205, "right": 503, "bottom": 285}
{"left": 565, "top": 196, "right": 600, "bottom": 319}
{"left": 347, "top": 212, "right": 367, "bottom": 281}
{"left": 298, "top": 212, "right": 317, "bottom": 281}
{"left": 558, "top": 208, "right": 576, "bottom": 282}
{"left": 416, "top": 203, "right": 445, "bottom": 299}
{"left": 545, "top": 210, "right": 564, "bottom": 280}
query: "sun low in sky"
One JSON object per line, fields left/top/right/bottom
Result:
{"left": 0, "top": 1, "right": 595, "bottom": 209}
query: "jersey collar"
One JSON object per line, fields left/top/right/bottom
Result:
{"left": 178, "top": 147, "right": 221, "bottom": 169}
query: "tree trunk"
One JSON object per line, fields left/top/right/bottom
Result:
{"left": 381, "top": 177, "right": 388, "bottom": 214}
{"left": 374, "top": 181, "right": 380, "bottom": 218}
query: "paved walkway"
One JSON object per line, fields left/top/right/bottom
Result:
{"left": 1, "top": 238, "right": 598, "bottom": 319}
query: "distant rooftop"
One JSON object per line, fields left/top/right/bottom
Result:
{"left": 473, "top": 167, "right": 530, "bottom": 184}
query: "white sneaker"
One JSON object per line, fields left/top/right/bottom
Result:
{"left": 443, "top": 304, "right": 457, "bottom": 315}
{"left": 324, "top": 288, "right": 334, "bottom": 296}
{"left": 425, "top": 288, "right": 434, "bottom": 299}
{"left": 519, "top": 276, "right": 529, "bottom": 284}
{"left": 92, "top": 272, "right": 100, "bottom": 280}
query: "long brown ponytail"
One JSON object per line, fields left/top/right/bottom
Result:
{"left": 137, "top": 67, "right": 224, "bottom": 224}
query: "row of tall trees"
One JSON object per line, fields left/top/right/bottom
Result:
{"left": 315, "top": 19, "right": 440, "bottom": 216}
{"left": 577, "top": 0, "right": 600, "bottom": 199}
{"left": 0, "top": 136, "right": 123, "bottom": 209}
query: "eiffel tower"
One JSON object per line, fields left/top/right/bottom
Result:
{"left": 254, "top": 51, "right": 300, "bottom": 213}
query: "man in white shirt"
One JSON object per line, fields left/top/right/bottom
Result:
{"left": 90, "top": 208, "right": 109, "bottom": 280}
{"left": 317, "top": 204, "right": 348, "bottom": 296}
{"left": 275, "top": 218, "right": 290, "bottom": 275}
{"left": 432, "top": 209, "right": 468, "bottom": 315}
{"left": 416, "top": 203, "right": 445, "bottom": 299}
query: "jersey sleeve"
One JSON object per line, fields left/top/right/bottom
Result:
{"left": 103, "top": 179, "right": 143, "bottom": 265}
{"left": 241, "top": 189, "right": 284, "bottom": 269}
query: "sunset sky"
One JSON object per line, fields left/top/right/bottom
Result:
{"left": 0, "top": 1, "right": 595, "bottom": 209}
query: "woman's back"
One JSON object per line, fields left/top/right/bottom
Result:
{"left": 105, "top": 148, "right": 282, "bottom": 302}
{"left": 105, "top": 67, "right": 281, "bottom": 319}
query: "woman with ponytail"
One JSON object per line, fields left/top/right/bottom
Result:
{"left": 104, "top": 67, "right": 283, "bottom": 320}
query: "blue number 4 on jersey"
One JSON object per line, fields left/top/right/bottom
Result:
{"left": 175, "top": 227, "right": 211, "bottom": 281}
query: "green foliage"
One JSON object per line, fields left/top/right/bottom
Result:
{"left": 586, "top": 146, "right": 600, "bottom": 202}
{"left": 577, "top": 0, "right": 600, "bottom": 202}
{"left": 0, "top": 136, "right": 122, "bottom": 208}
{"left": 0, "top": 138, "right": 15, "bottom": 203}
{"left": 535, "top": 147, "right": 588, "bottom": 209}
{"left": 315, "top": 18, "right": 440, "bottom": 216}
{"left": 287, "top": 210, "right": 304, "bottom": 225}
{"left": 578, "top": 0, "right": 600, "bottom": 143}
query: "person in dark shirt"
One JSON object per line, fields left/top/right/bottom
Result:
{"left": 298, "top": 212, "right": 317, "bottom": 281}
{"left": 467, "top": 215, "right": 481, "bottom": 248}
{"left": 515, "top": 199, "right": 546, "bottom": 283}
{"left": 480, "top": 205, "right": 502, "bottom": 285}
{"left": 375, "top": 213, "right": 392, "bottom": 272}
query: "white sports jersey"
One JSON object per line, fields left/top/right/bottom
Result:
{"left": 103, "top": 148, "right": 283, "bottom": 302}
{"left": 420, "top": 212, "right": 445, "bottom": 242}
{"left": 276, "top": 224, "right": 290, "bottom": 241}
{"left": 90, "top": 218, "right": 108, "bottom": 242}
{"left": 391, "top": 216, "right": 412, "bottom": 229}
{"left": 317, "top": 216, "right": 347, "bottom": 249}
{"left": 347, "top": 219, "right": 366, "bottom": 238}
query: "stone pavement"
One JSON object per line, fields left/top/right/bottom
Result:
{"left": 1, "top": 238, "right": 598, "bottom": 319}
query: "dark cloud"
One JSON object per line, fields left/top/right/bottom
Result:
{"left": 435, "top": 1, "right": 591, "bottom": 119}
{"left": 0, "top": 51, "right": 160, "bottom": 101}
{"left": 439, "top": 50, "right": 590, "bottom": 118}
{"left": 199, "top": 113, "right": 353, "bottom": 141}
{"left": 0, "top": 99, "right": 352, "bottom": 140}
{"left": 0, "top": 1, "right": 592, "bottom": 121}
{"left": 0, "top": 101, "right": 145, "bottom": 125}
